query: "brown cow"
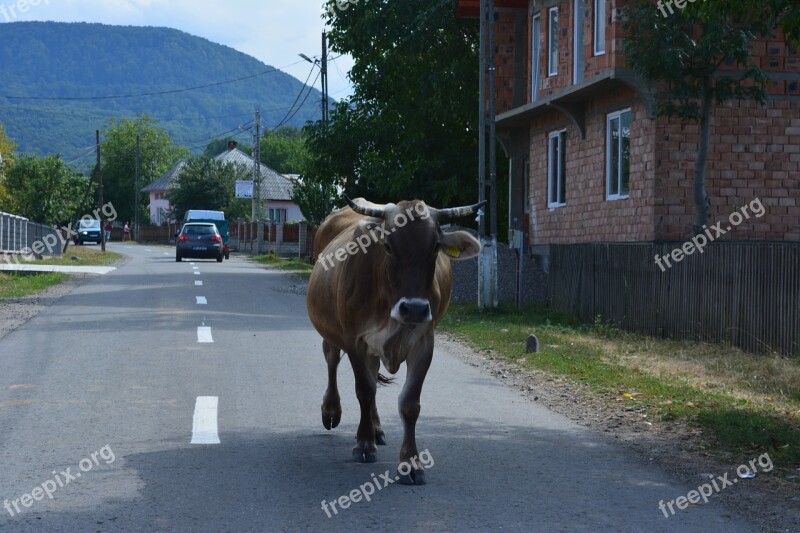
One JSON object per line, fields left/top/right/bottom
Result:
{"left": 306, "top": 197, "right": 483, "bottom": 484}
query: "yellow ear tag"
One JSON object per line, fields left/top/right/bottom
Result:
{"left": 444, "top": 246, "right": 461, "bottom": 258}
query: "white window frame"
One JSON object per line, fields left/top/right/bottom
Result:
{"left": 606, "top": 109, "right": 631, "bottom": 200}
{"left": 531, "top": 14, "right": 541, "bottom": 101}
{"left": 548, "top": 7, "right": 558, "bottom": 77}
{"left": 594, "top": 0, "right": 606, "bottom": 56}
{"left": 548, "top": 129, "right": 567, "bottom": 208}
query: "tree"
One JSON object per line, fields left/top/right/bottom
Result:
{"left": 259, "top": 126, "right": 308, "bottom": 174}
{"left": 4, "top": 154, "right": 91, "bottom": 224}
{"left": 101, "top": 115, "right": 188, "bottom": 223}
{"left": 168, "top": 156, "right": 250, "bottom": 221}
{"left": 307, "top": 0, "right": 484, "bottom": 210}
{"left": 290, "top": 177, "right": 337, "bottom": 225}
{"left": 624, "top": 0, "right": 769, "bottom": 232}
{"left": 0, "top": 122, "right": 16, "bottom": 211}
{"left": 711, "top": 1, "right": 800, "bottom": 47}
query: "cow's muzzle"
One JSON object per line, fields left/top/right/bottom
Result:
{"left": 390, "top": 298, "right": 432, "bottom": 325}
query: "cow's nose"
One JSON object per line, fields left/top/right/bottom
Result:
{"left": 398, "top": 300, "right": 431, "bottom": 323}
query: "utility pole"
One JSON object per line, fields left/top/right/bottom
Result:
{"left": 96, "top": 130, "right": 106, "bottom": 253}
{"left": 252, "top": 109, "right": 261, "bottom": 220}
{"left": 321, "top": 31, "right": 329, "bottom": 125}
{"left": 478, "top": 0, "right": 498, "bottom": 308}
{"left": 135, "top": 133, "right": 141, "bottom": 242}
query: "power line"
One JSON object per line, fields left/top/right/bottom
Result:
{"left": 0, "top": 59, "right": 308, "bottom": 101}
{"left": 272, "top": 65, "right": 317, "bottom": 131}
{"left": 273, "top": 71, "right": 321, "bottom": 130}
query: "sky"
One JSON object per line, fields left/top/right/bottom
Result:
{"left": 0, "top": 0, "right": 354, "bottom": 99}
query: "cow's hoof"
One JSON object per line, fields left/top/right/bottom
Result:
{"left": 397, "top": 467, "right": 427, "bottom": 485}
{"left": 376, "top": 430, "right": 386, "bottom": 445}
{"left": 352, "top": 444, "right": 377, "bottom": 463}
{"left": 321, "top": 405, "right": 341, "bottom": 430}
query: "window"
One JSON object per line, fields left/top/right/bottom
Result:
{"left": 607, "top": 109, "right": 631, "bottom": 200}
{"left": 548, "top": 130, "right": 567, "bottom": 207}
{"left": 574, "top": 0, "right": 584, "bottom": 84}
{"left": 594, "top": 0, "right": 606, "bottom": 55}
{"left": 268, "top": 208, "right": 287, "bottom": 223}
{"left": 548, "top": 7, "right": 558, "bottom": 76}
{"left": 531, "top": 15, "right": 541, "bottom": 101}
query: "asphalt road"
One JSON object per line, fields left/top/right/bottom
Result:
{"left": 0, "top": 244, "right": 758, "bottom": 532}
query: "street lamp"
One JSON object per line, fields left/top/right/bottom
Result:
{"left": 298, "top": 31, "right": 329, "bottom": 125}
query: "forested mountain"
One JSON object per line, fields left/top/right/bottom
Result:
{"left": 0, "top": 22, "right": 323, "bottom": 166}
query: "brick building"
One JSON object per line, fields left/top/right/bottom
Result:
{"left": 458, "top": 0, "right": 800, "bottom": 247}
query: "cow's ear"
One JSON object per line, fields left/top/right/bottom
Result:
{"left": 440, "top": 231, "right": 481, "bottom": 260}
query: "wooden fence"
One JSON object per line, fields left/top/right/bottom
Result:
{"left": 547, "top": 242, "right": 800, "bottom": 356}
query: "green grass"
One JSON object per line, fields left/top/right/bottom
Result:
{"left": 440, "top": 303, "right": 800, "bottom": 469}
{"left": 0, "top": 272, "right": 68, "bottom": 298}
{"left": 251, "top": 253, "right": 314, "bottom": 280}
{"left": 45, "top": 245, "right": 123, "bottom": 266}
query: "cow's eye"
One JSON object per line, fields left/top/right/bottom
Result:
{"left": 383, "top": 242, "right": 393, "bottom": 256}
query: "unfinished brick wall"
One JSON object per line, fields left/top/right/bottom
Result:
{"left": 527, "top": 87, "right": 656, "bottom": 244}
{"left": 654, "top": 99, "right": 800, "bottom": 241}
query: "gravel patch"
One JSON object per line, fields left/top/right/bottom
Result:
{"left": 0, "top": 274, "right": 98, "bottom": 340}
{"left": 437, "top": 335, "right": 800, "bottom": 533}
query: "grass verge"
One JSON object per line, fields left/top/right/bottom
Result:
{"left": 0, "top": 272, "right": 68, "bottom": 299}
{"left": 43, "top": 245, "right": 123, "bottom": 266}
{"left": 251, "top": 253, "right": 314, "bottom": 280}
{"left": 440, "top": 303, "right": 800, "bottom": 470}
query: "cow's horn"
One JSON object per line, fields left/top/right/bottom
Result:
{"left": 435, "top": 200, "right": 487, "bottom": 221}
{"left": 344, "top": 196, "right": 386, "bottom": 218}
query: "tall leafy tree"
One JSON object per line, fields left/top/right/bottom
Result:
{"left": 4, "top": 154, "right": 90, "bottom": 224}
{"left": 624, "top": 0, "right": 769, "bottom": 232}
{"left": 101, "top": 115, "right": 188, "bottom": 223}
{"left": 168, "top": 156, "right": 250, "bottom": 221}
{"left": 307, "top": 0, "right": 482, "bottom": 210}
{"left": 259, "top": 126, "right": 308, "bottom": 174}
{"left": 290, "top": 177, "right": 337, "bottom": 225}
{"left": 0, "top": 122, "right": 16, "bottom": 210}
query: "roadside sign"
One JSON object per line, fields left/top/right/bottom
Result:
{"left": 236, "top": 180, "right": 254, "bottom": 199}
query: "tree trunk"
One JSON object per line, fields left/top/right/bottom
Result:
{"left": 693, "top": 88, "right": 714, "bottom": 234}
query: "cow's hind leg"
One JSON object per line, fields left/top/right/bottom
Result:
{"left": 397, "top": 340, "right": 434, "bottom": 485}
{"left": 348, "top": 352, "right": 378, "bottom": 463}
{"left": 321, "top": 340, "right": 342, "bottom": 430}
{"left": 368, "top": 356, "right": 386, "bottom": 445}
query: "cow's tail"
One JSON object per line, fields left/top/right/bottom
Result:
{"left": 377, "top": 372, "right": 395, "bottom": 386}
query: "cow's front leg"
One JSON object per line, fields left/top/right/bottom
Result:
{"left": 321, "top": 340, "right": 342, "bottom": 430}
{"left": 397, "top": 338, "right": 433, "bottom": 485}
{"left": 349, "top": 352, "right": 378, "bottom": 463}
{"left": 368, "top": 355, "right": 386, "bottom": 445}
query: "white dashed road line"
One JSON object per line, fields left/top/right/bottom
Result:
{"left": 195, "top": 281, "right": 203, "bottom": 286}
{"left": 191, "top": 396, "right": 220, "bottom": 444}
{"left": 197, "top": 327, "right": 213, "bottom": 343}
{"left": 196, "top": 297, "right": 207, "bottom": 305}
{"left": 194, "top": 272, "right": 201, "bottom": 275}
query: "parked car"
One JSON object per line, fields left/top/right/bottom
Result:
{"left": 73, "top": 219, "right": 102, "bottom": 245}
{"left": 176, "top": 223, "right": 224, "bottom": 262}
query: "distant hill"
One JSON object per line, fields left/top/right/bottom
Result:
{"left": 0, "top": 22, "right": 323, "bottom": 166}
